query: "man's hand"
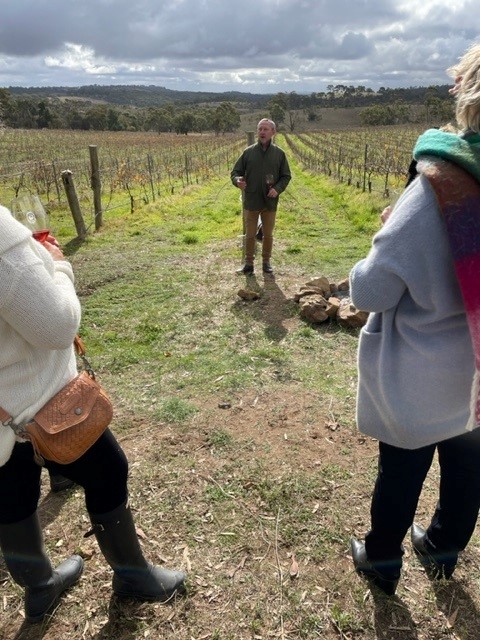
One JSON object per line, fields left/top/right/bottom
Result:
{"left": 267, "top": 187, "right": 278, "bottom": 198}
{"left": 235, "top": 176, "right": 247, "bottom": 190}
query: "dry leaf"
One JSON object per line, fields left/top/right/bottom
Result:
{"left": 290, "top": 553, "right": 299, "bottom": 578}
{"left": 447, "top": 608, "right": 459, "bottom": 628}
{"left": 183, "top": 545, "right": 192, "bottom": 572}
{"left": 228, "top": 554, "right": 249, "bottom": 578}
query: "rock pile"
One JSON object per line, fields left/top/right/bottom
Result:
{"left": 293, "top": 276, "right": 368, "bottom": 328}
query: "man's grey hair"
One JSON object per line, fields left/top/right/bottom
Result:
{"left": 257, "top": 118, "right": 276, "bottom": 130}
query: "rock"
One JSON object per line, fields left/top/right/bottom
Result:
{"left": 294, "top": 275, "right": 367, "bottom": 328}
{"left": 299, "top": 295, "right": 329, "bottom": 323}
{"left": 336, "top": 298, "right": 368, "bottom": 328}
{"left": 305, "top": 276, "right": 331, "bottom": 297}
{"left": 293, "top": 287, "right": 324, "bottom": 302}
{"left": 238, "top": 288, "right": 260, "bottom": 301}
{"left": 325, "top": 296, "right": 341, "bottom": 318}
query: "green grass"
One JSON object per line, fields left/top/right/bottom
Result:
{"left": 62, "top": 158, "right": 378, "bottom": 424}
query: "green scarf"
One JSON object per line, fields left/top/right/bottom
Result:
{"left": 413, "top": 128, "right": 480, "bottom": 182}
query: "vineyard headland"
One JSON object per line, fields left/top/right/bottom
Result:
{"left": 0, "top": 124, "right": 425, "bottom": 238}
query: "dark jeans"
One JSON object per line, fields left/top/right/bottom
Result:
{"left": 365, "top": 428, "right": 480, "bottom": 563}
{"left": 0, "top": 429, "right": 129, "bottom": 524}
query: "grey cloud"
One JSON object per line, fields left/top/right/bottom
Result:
{"left": 335, "top": 32, "right": 373, "bottom": 60}
{"left": 0, "top": 0, "right": 398, "bottom": 59}
{"left": 0, "top": 0, "right": 479, "bottom": 92}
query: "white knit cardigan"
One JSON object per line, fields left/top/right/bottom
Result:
{"left": 0, "top": 206, "right": 81, "bottom": 465}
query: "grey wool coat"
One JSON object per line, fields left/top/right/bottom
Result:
{"left": 350, "top": 174, "right": 476, "bottom": 449}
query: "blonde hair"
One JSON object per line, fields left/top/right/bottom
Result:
{"left": 448, "top": 43, "right": 480, "bottom": 132}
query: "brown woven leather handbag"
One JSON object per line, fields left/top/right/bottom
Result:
{"left": 0, "top": 336, "right": 113, "bottom": 465}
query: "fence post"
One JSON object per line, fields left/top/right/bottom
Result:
{"left": 89, "top": 145, "right": 102, "bottom": 230}
{"left": 51, "top": 160, "right": 62, "bottom": 204}
{"left": 247, "top": 132, "right": 255, "bottom": 145}
{"left": 61, "top": 170, "right": 87, "bottom": 240}
{"left": 184, "top": 153, "right": 190, "bottom": 185}
{"left": 362, "top": 144, "right": 368, "bottom": 193}
{"left": 147, "top": 154, "right": 156, "bottom": 202}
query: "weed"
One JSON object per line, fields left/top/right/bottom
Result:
{"left": 208, "top": 428, "right": 234, "bottom": 449}
{"left": 155, "top": 397, "right": 198, "bottom": 423}
{"left": 182, "top": 232, "right": 199, "bottom": 244}
{"left": 330, "top": 604, "right": 364, "bottom": 634}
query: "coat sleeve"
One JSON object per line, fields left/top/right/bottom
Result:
{"left": 0, "top": 243, "right": 81, "bottom": 349}
{"left": 275, "top": 152, "right": 291, "bottom": 194}
{"left": 349, "top": 181, "right": 436, "bottom": 313}
{"left": 231, "top": 151, "right": 246, "bottom": 185}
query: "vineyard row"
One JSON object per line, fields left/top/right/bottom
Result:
{"left": 0, "top": 126, "right": 428, "bottom": 223}
{"left": 283, "top": 126, "right": 425, "bottom": 196}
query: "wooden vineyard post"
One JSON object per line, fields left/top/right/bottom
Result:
{"left": 89, "top": 145, "right": 103, "bottom": 230}
{"left": 363, "top": 144, "right": 368, "bottom": 193}
{"left": 51, "top": 160, "right": 62, "bottom": 205}
{"left": 147, "top": 154, "right": 156, "bottom": 202}
{"left": 247, "top": 131, "right": 255, "bottom": 145}
{"left": 61, "top": 170, "right": 87, "bottom": 240}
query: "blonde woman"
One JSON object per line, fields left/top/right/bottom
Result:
{"left": 350, "top": 43, "right": 480, "bottom": 595}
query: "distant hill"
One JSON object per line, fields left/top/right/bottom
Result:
{"left": 7, "top": 84, "right": 270, "bottom": 109}
{"left": 6, "top": 83, "right": 452, "bottom": 110}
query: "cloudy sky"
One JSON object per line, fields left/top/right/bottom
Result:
{"left": 0, "top": 0, "right": 479, "bottom": 94}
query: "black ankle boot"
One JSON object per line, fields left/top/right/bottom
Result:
{"left": 0, "top": 513, "right": 84, "bottom": 623}
{"left": 236, "top": 264, "right": 254, "bottom": 275}
{"left": 350, "top": 538, "right": 400, "bottom": 596}
{"left": 87, "top": 501, "right": 186, "bottom": 602}
{"left": 411, "top": 524, "right": 457, "bottom": 579}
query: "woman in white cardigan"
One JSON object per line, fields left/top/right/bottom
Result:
{"left": 0, "top": 206, "right": 185, "bottom": 623}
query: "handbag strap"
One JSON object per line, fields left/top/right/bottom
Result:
{"left": 74, "top": 334, "right": 86, "bottom": 356}
{"left": 0, "top": 407, "right": 13, "bottom": 426}
{"left": 75, "top": 334, "right": 96, "bottom": 379}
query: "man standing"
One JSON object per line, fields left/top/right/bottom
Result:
{"left": 231, "top": 119, "right": 291, "bottom": 274}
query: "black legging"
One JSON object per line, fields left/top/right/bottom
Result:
{"left": 0, "top": 429, "right": 129, "bottom": 524}
{"left": 365, "top": 427, "right": 480, "bottom": 562}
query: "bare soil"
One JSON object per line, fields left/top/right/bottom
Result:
{"left": 2, "top": 262, "right": 480, "bottom": 640}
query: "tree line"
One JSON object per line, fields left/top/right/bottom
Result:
{"left": 0, "top": 89, "right": 240, "bottom": 134}
{"left": 267, "top": 86, "right": 454, "bottom": 130}
{"left": 0, "top": 83, "right": 455, "bottom": 133}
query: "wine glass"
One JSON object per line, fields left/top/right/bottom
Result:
{"left": 265, "top": 173, "right": 274, "bottom": 196}
{"left": 10, "top": 195, "right": 50, "bottom": 243}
